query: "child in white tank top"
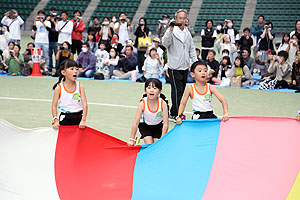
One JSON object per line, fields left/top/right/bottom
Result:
{"left": 128, "top": 78, "right": 169, "bottom": 146}
{"left": 51, "top": 59, "right": 88, "bottom": 129}
{"left": 176, "top": 61, "right": 229, "bottom": 125}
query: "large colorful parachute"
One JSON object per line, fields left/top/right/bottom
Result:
{"left": 0, "top": 117, "right": 299, "bottom": 200}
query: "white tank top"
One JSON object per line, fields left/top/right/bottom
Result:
{"left": 58, "top": 81, "right": 82, "bottom": 113}
{"left": 141, "top": 97, "right": 163, "bottom": 125}
{"left": 190, "top": 83, "right": 213, "bottom": 112}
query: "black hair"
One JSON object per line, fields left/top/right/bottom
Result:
{"left": 282, "top": 33, "right": 290, "bottom": 44}
{"left": 235, "top": 56, "right": 245, "bottom": 68}
{"left": 139, "top": 17, "right": 147, "bottom": 27}
{"left": 52, "top": 59, "right": 79, "bottom": 90}
{"left": 73, "top": 10, "right": 81, "bottom": 16}
{"left": 62, "top": 41, "right": 71, "bottom": 50}
{"left": 113, "top": 33, "right": 119, "bottom": 39}
{"left": 266, "top": 21, "right": 273, "bottom": 29}
{"left": 149, "top": 47, "right": 157, "bottom": 54}
{"left": 82, "top": 42, "right": 90, "bottom": 48}
{"left": 222, "top": 49, "right": 230, "bottom": 54}
{"left": 295, "top": 20, "right": 300, "bottom": 31}
{"left": 243, "top": 27, "right": 250, "bottom": 33}
{"left": 61, "top": 10, "right": 68, "bottom": 16}
{"left": 93, "top": 17, "right": 99, "bottom": 21}
{"left": 258, "top": 15, "right": 265, "bottom": 20}
{"left": 191, "top": 60, "right": 207, "bottom": 72}
{"left": 119, "top": 12, "right": 126, "bottom": 17}
{"left": 269, "top": 50, "right": 276, "bottom": 56}
{"left": 125, "top": 45, "right": 133, "bottom": 51}
{"left": 222, "top": 56, "right": 231, "bottom": 66}
{"left": 205, "top": 20, "right": 213, "bottom": 27}
{"left": 14, "top": 44, "right": 21, "bottom": 51}
{"left": 109, "top": 48, "right": 118, "bottom": 58}
{"left": 87, "top": 31, "right": 96, "bottom": 42}
{"left": 27, "top": 42, "right": 35, "bottom": 48}
{"left": 241, "top": 48, "right": 250, "bottom": 55}
{"left": 103, "top": 17, "right": 110, "bottom": 21}
{"left": 144, "top": 78, "right": 162, "bottom": 90}
{"left": 195, "top": 48, "right": 201, "bottom": 53}
{"left": 278, "top": 50, "right": 289, "bottom": 61}
{"left": 8, "top": 41, "right": 15, "bottom": 46}
{"left": 37, "top": 10, "right": 45, "bottom": 15}
{"left": 208, "top": 49, "right": 216, "bottom": 56}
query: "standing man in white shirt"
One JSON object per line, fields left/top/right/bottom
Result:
{"left": 162, "top": 9, "right": 197, "bottom": 120}
{"left": 55, "top": 11, "right": 73, "bottom": 46}
{"left": 1, "top": 9, "right": 24, "bottom": 45}
{"left": 115, "top": 12, "right": 132, "bottom": 46}
{"left": 33, "top": 10, "right": 51, "bottom": 71}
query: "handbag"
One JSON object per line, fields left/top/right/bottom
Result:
{"left": 230, "top": 76, "right": 242, "bottom": 88}
{"left": 138, "top": 35, "right": 151, "bottom": 48}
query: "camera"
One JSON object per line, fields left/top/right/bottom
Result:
{"left": 50, "top": 13, "right": 57, "bottom": 17}
{"left": 170, "top": 21, "right": 181, "bottom": 27}
{"left": 120, "top": 18, "right": 126, "bottom": 22}
{"left": 9, "top": 50, "right": 14, "bottom": 55}
{"left": 77, "top": 16, "right": 82, "bottom": 20}
{"left": 9, "top": 10, "right": 15, "bottom": 16}
{"left": 159, "top": 20, "right": 168, "bottom": 24}
{"left": 102, "top": 21, "right": 109, "bottom": 26}
{"left": 37, "top": 16, "right": 45, "bottom": 20}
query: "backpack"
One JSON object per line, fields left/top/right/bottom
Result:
{"left": 21, "top": 63, "right": 32, "bottom": 76}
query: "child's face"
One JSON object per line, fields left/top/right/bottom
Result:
{"left": 284, "top": 35, "right": 289, "bottom": 42}
{"left": 8, "top": 43, "right": 14, "bottom": 50}
{"left": 62, "top": 66, "right": 79, "bottom": 82}
{"left": 145, "top": 83, "right": 161, "bottom": 100}
{"left": 222, "top": 58, "right": 228, "bottom": 65}
{"left": 88, "top": 34, "right": 93, "bottom": 41}
{"left": 235, "top": 59, "right": 241, "bottom": 67}
{"left": 244, "top": 30, "right": 250, "bottom": 36}
{"left": 191, "top": 65, "right": 208, "bottom": 81}
{"left": 100, "top": 44, "right": 106, "bottom": 50}
{"left": 150, "top": 50, "right": 157, "bottom": 58}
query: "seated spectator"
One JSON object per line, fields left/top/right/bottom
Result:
{"left": 195, "top": 48, "right": 201, "bottom": 61}
{"left": 241, "top": 48, "right": 255, "bottom": 75}
{"left": 102, "top": 48, "right": 120, "bottom": 79}
{"left": 220, "top": 49, "right": 230, "bottom": 59}
{"left": 276, "top": 33, "right": 290, "bottom": 54}
{"left": 113, "top": 45, "right": 138, "bottom": 79}
{"left": 215, "top": 56, "right": 232, "bottom": 85}
{"left": 86, "top": 31, "right": 98, "bottom": 54}
{"left": 206, "top": 50, "right": 220, "bottom": 84}
{"left": 55, "top": 41, "right": 74, "bottom": 74}
{"left": 0, "top": 25, "right": 12, "bottom": 57}
{"left": 268, "top": 51, "right": 292, "bottom": 89}
{"left": 23, "top": 42, "right": 48, "bottom": 75}
{"left": 228, "top": 56, "right": 253, "bottom": 87}
{"left": 142, "top": 48, "right": 162, "bottom": 79}
{"left": 291, "top": 55, "right": 300, "bottom": 90}
{"left": 0, "top": 56, "right": 6, "bottom": 74}
{"left": 223, "top": 19, "right": 239, "bottom": 45}
{"left": 287, "top": 34, "right": 300, "bottom": 66}
{"left": 255, "top": 50, "right": 276, "bottom": 80}
{"left": 88, "top": 17, "right": 101, "bottom": 36}
{"left": 238, "top": 28, "right": 253, "bottom": 52}
{"left": 95, "top": 42, "right": 109, "bottom": 72}
{"left": 97, "top": 17, "right": 113, "bottom": 51}
{"left": 215, "top": 34, "right": 237, "bottom": 62}
{"left": 145, "top": 37, "right": 163, "bottom": 60}
{"left": 121, "top": 39, "right": 137, "bottom": 56}
{"left": 2, "top": 41, "right": 15, "bottom": 62}
{"left": 5, "top": 44, "right": 24, "bottom": 75}
{"left": 111, "top": 33, "right": 123, "bottom": 54}
{"left": 77, "top": 42, "right": 97, "bottom": 78}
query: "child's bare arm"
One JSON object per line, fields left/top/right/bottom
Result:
{"left": 52, "top": 87, "right": 60, "bottom": 129}
{"left": 128, "top": 101, "right": 144, "bottom": 146}
{"left": 296, "top": 114, "right": 300, "bottom": 121}
{"left": 210, "top": 85, "right": 229, "bottom": 121}
{"left": 79, "top": 84, "right": 88, "bottom": 129}
{"left": 176, "top": 86, "right": 191, "bottom": 125}
{"left": 161, "top": 101, "right": 169, "bottom": 136}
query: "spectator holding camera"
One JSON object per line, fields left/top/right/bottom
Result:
{"left": 238, "top": 27, "right": 253, "bottom": 52}
{"left": 2, "top": 41, "right": 15, "bottom": 62}
{"left": 33, "top": 10, "right": 51, "bottom": 71}
{"left": 287, "top": 34, "right": 300, "bottom": 66}
{"left": 46, "top": 7, "right": 59, "bottom": 72}
{"left": 88, "top": 17, "right": 101, "bottom": 36}
{"left": 157, "top": 14, "right": 170, "bottom": 42}
{"left": 55, "top": 11, "right": 73, "bottom": 45}
{"left": 115, "top": 12, "right": 132, "bottom": 46}
{"left": 70, "top": 10, "right": 85, "bottom": 56}
{"left": 223, "top": 19, "right": 239, "bottom": 45}
{"left": 111, "top": 33, "right": 123, "bottom": 54}
{"left": 162, "top": 9, "right": 197, "bottom": 120}
{"left": 55, "top": 41, "right": 74, "bottom": 74}
{"left": 1, "top": 10, "right": 24, "bottom": 45}
{"left": 134, "top": 17, "right": 149, "bottom": 73}
{"left": 252, "top": 15, "right": 265, "bottom": 44}
{"left": 5, "top": 44, "right": 23, "bottom": 75}
{"left": 0, "top": 25, "right": 12, "bottom": 56}
{"left": 97, "top": 17, "right": 114, "bottom": 51}
{"left": 77, "top": 42, "right": 97, "bottom": 78}
{"left": 201, "top": 20, "right": 217, "bottom": 60}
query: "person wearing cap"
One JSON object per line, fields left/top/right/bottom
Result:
{"left": 121, "top": 39, "right": 137, "bottom": 57}
{"left": 46, "top": 7, "right": 59, "bottom": 73}
{"left": 162, "top": 9, "right": 197, "bottom": 120}
{"left": 146, "top": 37, "right": 163, "bottom": 60}
{"left": 70, "top": 10, "right": 85, "bottom": 56}
{"left": 157, "top": 14, "right": 170, "bottom": 42}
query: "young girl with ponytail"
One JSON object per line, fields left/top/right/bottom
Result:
{"left": 51, "top": 59, "right": 88, "bottom": 129}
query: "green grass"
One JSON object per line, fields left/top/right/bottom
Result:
{"left": 0, "top": 76, "right": 299, "bottom": 141}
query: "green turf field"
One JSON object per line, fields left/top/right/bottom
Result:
{"left": 0, "top": 76, "right": 299, "bottom": 142}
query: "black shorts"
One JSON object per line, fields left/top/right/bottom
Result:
{"left": 192, "top": 111, "right": 217, "bottom": 120}
{"left": 59, "top": 110, "right": 83, "bottom": 126}
{"left": 138, "top": 122, "right": 163, "bottom": 139}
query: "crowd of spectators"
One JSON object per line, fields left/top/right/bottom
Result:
{"left": 0, "top": 8, "right": 299, "bottom": 92}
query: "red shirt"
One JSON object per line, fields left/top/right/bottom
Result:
{"left": 70, "top": 19, "right": 85, "bottom": 41}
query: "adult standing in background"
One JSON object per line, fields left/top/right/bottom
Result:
{"left": 290, "top": 20, "right": 300, "bottom": 38}
{"left": 162, "top": 9, "right": 197, "bottom": 120}
{"left": 201, "top": 20, "right": 217, "bottom": 60}
{"left": 115, "top": 12, "right": 132, "bottom": 46}
{"left": 252, "top": 15, "right": 265, "bottom": 44}
{"left": 1, "top": 10, "right": 24, "bottom": 45}
{"left": 47, "top": 7, "right": 59, "bottom": 72}
{"left": 55, "top": 11, "right": 73, "bottom": 45}
{"left": 157, "top": 14, "right": 170, "bottom": 42}
{"left": 71, "top": 10, "right": 85, "bottom": 56}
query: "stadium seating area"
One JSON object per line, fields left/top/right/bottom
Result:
{"left": 253, "top": 0, "right": 300, "bottom": 34}
{"left": 44, "top": 0, "right": 90, "bottom": 16}
{"left": 144, "top": 0, "right": 193, "bottom": 31}
{"left": 195, "top": 0, "right": 246, "bottom": 33}
{"left": 0, "top": 0, "right": 39, "bottom": 22}
{"left": 91, "top": 0, "right": 142, "bottom": 22}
